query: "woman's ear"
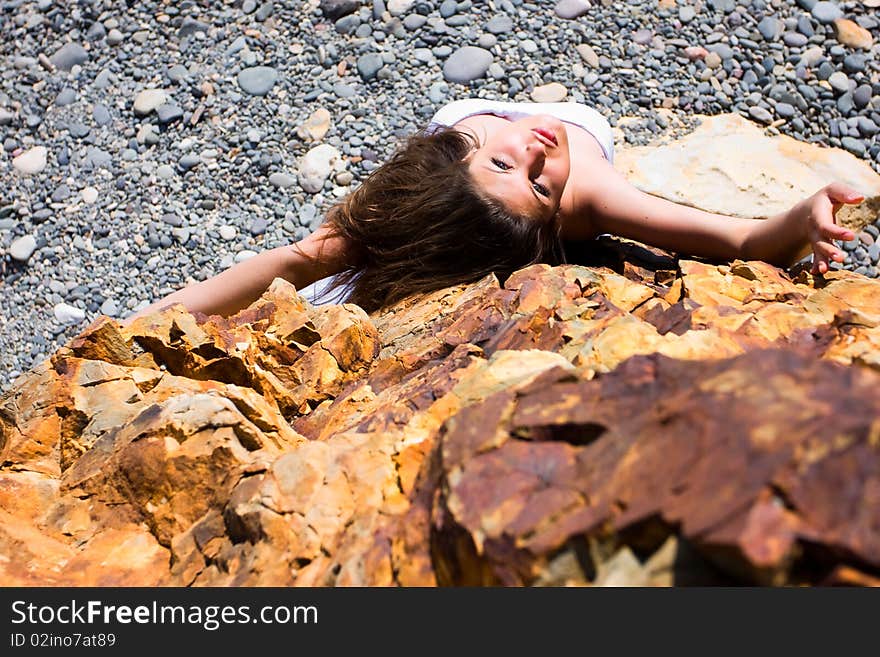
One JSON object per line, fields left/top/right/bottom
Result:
{"left": 462, "top": 146, "right": 477, "bottom": 163}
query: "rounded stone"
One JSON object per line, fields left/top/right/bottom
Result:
{"left": 485, "top": 15, "right": 513, "bottom": 34}
{"left": 54, "top": 302, "right": 85, "bottom": 324}
{"left": 9, "top": 235, "right": 38, "bottom": 262}
{"left": 811, "top": 1, "right": 843, "bottom": 24}
{"left": 269, "top": 172, "right": 297, "bottom": 188}
{"left": 442, "top": 46, "right": 493, "bottom": 83}
{"left": 554, "top": 0, "right": 591, "bottom": 20}
{"left": 531, "top": 82, "right": 567, "bottom": 103}
{"left": 133, "top": 89, "right": 169, "bottom": 116}
{"left": 49, "top": 42, "right": 88, "bottom": 70}
{"left": 81, "top": 187, "right": 99, "bottom": 204}
{"left": 12, "top": 146, "right": 48, "bottom": 175}
{"left": 237, "top": 66, "right": 279, "bottom": 96}
{"left": 356, "top": 53, "right": 384, "bottom": 81}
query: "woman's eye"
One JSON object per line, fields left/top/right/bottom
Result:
{"left": 491, "top": 158, "right": 511, "bottom": 170}
{"left": 533, "top": 182, "right": 550, "bottom": 197}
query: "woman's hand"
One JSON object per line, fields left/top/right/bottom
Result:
{"left": 790, "top": 183, "right": 865, "bottom": 275}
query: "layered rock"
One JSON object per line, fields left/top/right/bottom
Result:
{"left": 1, "top": 238, "right": 879, "bottom": 586}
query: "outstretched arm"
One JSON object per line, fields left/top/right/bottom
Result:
{"left": 121, "top": 224, "right": 350, "bottom": 325}
{"left": 565, "top": 157, "right": 864, "bottom": 274}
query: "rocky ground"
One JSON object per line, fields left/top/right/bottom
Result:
{"left": 1, "top": 0, "right": 879, "bottom": 392}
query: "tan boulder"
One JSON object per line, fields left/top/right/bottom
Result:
{"left": 614, "top": 113, "right": 880, "bottom": 234}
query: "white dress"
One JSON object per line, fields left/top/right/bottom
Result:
{"left": 298, "top": 99, "right": 615, "bottom": 306}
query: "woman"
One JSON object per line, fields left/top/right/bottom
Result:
{"left": 124, "top": 98, "right": 865, "bottom": 322}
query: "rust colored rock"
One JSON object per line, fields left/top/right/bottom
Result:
{"left": 1, "top": 243, "right": 879, "bottom": 586}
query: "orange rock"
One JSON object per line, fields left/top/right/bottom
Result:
{"left": 2, "top": 238, "right": 879, "bottom": 586}
{"left": 833, "top": 18, "right": 874, "bottom": 50}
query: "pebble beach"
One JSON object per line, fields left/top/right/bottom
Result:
{"left": 1, "top": 0, "right": 879, "bottom": 392}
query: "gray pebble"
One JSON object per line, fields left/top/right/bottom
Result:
{"left": 92, "top": 103, "right": 111, "bottom": 126}
{"left": 486, "top": 14, "right": 513, "bottom": 34}
{"left": 442, "top": 46, "right": 492, "bottom": 83}
{"left": 54, "top": 88, "right": 76, "bottom": 106}
{"left": 237, "top": 66, "right": 279, "bottom": 96}
{"left": 811, "top": 1, "right": 842, "bottom": 24}
{"left": 10, "top": 235, "right": 38, "bottom": 262}
{"left": 49, "top": 42, "right": 88, "bottom": 71}
{"left": 357, "top": 53, "right": 384, "bottom": 81}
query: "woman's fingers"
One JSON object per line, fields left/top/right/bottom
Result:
{"left": 811, "top": 240, "right": 844, "bottom": 274}
{"left": 821, "top": 222, "right": 855, "bottom": 242}
{"left": 823, "top": 182, "right": 865, "bottom": 205}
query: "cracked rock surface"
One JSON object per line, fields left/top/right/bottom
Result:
{"left": 2, "top": 239, "right": 879, "bottom": 586}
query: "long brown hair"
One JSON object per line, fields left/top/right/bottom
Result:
{"left": 296, "top": 126, "right": 567, "bottom": 314}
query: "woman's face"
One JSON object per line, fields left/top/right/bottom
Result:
{"left": 465, "top": 114, "right": 571, "bottom": 222}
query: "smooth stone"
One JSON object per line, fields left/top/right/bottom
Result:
{"left": 576, "top": 43, "right": 599, "bottom": 68}
{"left": 219, "top": 225, "right": 237, "bottom": 241}
{"left": 757, "top": 16, "right": 782, "bottom": 41}
{"left": 86, "top": 21, "right": 106, "bottom": 41}
{"left": 775, "top": 102, "right": 796, "bottom": 118}
{"left": 100, "top": 299, "right": 118, "bottom": 316}
{"left": 442, "top": 46, "right": 492, "bottom": 83}
{"left": 478, "top": 34, "right": 497, "bottom": 48}
{"left": 106, "top": 28, "right": 124, "bottom": 46}
{"left": 356, "top": 53, "right": 384, "bottom": 81}
{"left": 298, "top": 144, "right": 341, "bottom": 193}
{"left": 800, "top": 46, "right": 824, "bottom": 67}
{"left": 179, "top": 153, "right": 201, "bottom": 170}
{"left": 167, "top": 64, "right": 189, "bottom": 83}
{"left": 841, "top": 137, "right": 865, "bottom": 157}
{"left": 782, "top": 32, "right": 808, "bottom": 47}
{"left": 853, "top": 85, "right": 872, "bottom": 109}
{"left": 84, "top": 147, "right": 111, "bottom": 168}
{"left": 554, "top": 0, "right": 591, "bottom": 20}
{"left": 320, "top": 0, "right": 360, "bottom": 20}
{"left": 249, "top": 217, "right": 268, "bottom": 236}
{"left": 54, "top": 87, "right": 76, "bottom": 106}
{"left": 485, "top": 14, "right": 513, "bottom": 34}
{"left": 156, "top": 165, "right": 175, "bottom": 179}
{"left": 269, "top": 172, "right": 296, "bottom": 188}
{"left": 53, "top": 303, "right": 85, "bottom": 325}
{"left": 49, "top": 42, "right": 88, "bottom": 70}
{"left": 162, "top": 213, "right": 183, "bottom": 228}
{"left": 531, "top": 82, "right": 567, "bottom": 103}
{"left": 832, "top": 19, "right": 874, "bottom": 50}
{"left": 748, "top": 106, "right": 773, "bottom": 124}
{"left": 94, "top": 69, "right": 112, "bottom": 88}
{"left": 387, "top": 0, "right": 415, "bottom": 16}
{"left": 843, "top": 54, "right": 866, "bottom": 74}
{"left": 51, "top": 184, "right": 71, "bottom": 202}
{"left": 828, "top": 71, "right": 850, "bottom": 94}
{"left": 237, "top": 66, "right": 278, "bottom": 96}
{"left": 811, "top": 1, "right": 842, "bottom": 24}
{"left": 403, "top": 14, "right": 427, "bottom": 30}
{"left": 12, "top": 146, "right": 48, "bottom": 174}
{"left": 68, "top": 122, "right": 90, "bottom": 138}
{"left": 81, "top": 187, "right": 98, "bottom": 204}
{"left": 156, "top": 103, "right": 183, "bottom": 124}
{"left": 234, "top": 249, "right": 258, "bottom": 263}
{"left": 133, "top": 89, "right": 168, "bottom": 116}
{"left": 10, "top": 235, "right": 38, "bottom": 262}
{"left": 92, "top": 103, "right": 111, "bottom": 126}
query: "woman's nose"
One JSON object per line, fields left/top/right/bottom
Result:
{"left": 524, "top": 140, "right": 546, "bottom": 173}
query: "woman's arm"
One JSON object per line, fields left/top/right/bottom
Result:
{"left": 566, "top": 157, "right": 863, "bottom": 273}
{"left": 121, "top": 224, "right": 350, "bottom": 325}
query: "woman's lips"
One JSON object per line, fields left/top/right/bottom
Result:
{"left": 532, "top": 128, "right": 558, "bottom": 147}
